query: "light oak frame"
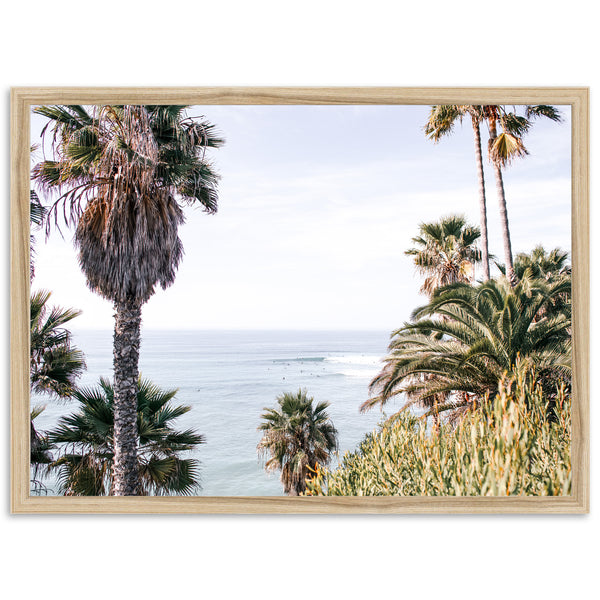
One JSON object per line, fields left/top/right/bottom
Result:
{"left": 11, "top": 87, "right": 590, "bottom": 513}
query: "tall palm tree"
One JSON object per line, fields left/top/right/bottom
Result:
{"left": 425, "top": 105, "right": 491, "bottom": 280}
{"left": 32, "top": 105, "right": 223, "bottom": 495}
{"left": 483, "top": 105, "right": 562, "bottom": 284}
{"left": 258, "top": 389, "right": 338, "bottom": 496}
{"left": 405, "top": 215, "right": 481, "bottom": 297}
{"left": 48, "top": 377, "right": 204, "bottom": 496}
{"left": 363, "top": 275, "right": 571, "bottom": 418}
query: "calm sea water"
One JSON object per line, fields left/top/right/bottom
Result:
{"left": 32, "top": 329, "right": 396, "bottom": 496}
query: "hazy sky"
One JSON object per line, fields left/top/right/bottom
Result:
{"left": 30, "top": 104, "right": 572, "bottom": 331}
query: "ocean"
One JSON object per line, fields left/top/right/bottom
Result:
{"left": 32, "top": 329, "right": 396, "bottom": 496}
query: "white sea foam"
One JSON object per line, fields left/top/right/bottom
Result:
{"left": 325, "top": 355, "right": 382, "bottom": 366}
{"left": 336, "top": 368, "right": 380, "bottom": 379}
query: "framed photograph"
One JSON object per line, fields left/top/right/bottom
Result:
{"left": 11, "top": 87, "right": 589, "bottom": 513}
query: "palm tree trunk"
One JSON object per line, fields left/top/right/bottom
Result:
{"left": 471, "top": 116, "right": 490, "bottom": 281}
{"left": 488, "top": 119, "right": 516, "bottom": 285}
{"left": 493, "top": 163, "right": 516, "bottom": 284}
{"left": 112, "top": 298, "right": 142, "bottom": 495}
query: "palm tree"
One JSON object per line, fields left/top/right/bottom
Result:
{"left": 425, "top": 105, "right": 491, "bottom": 280}
{"left": 363, "top": 275, "right": 571, "bottom": 419}
{"left": 30, "top": 289, "right": 86, "bottom": 398}
{"left": 32, "top": 105, "right": 223, "bottom": 495}
{"left": 48, "top": 377, "right": 204, "bottom": 496}
{"left": 483, "top": 105, "right": 562, "bottom": 284}
{"left": 405, "top": 215, "right": 481, "bottom": 297}
{"left": 258, "top": 389, "right": 338, "bottom": 496}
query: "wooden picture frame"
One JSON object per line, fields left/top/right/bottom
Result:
{"left": 11, "top": 87, "right": 589, "bottom": 513}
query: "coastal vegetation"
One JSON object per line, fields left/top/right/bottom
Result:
{"left": 258, "top": 389, "right": 338, "bottom": 495}
{"left": 307, "top": 362, "right": 571, "bottom": 496}
{"left": 29, "top": 289, "right": 86, "bottom": 493}
{"left": 29, "top": 103, "right": 570, "bottom": 498}
{"left": 307, "top": 103, "right": 570, "bottom": 496}
{"left": 32, "top": 105, "right": 223, "bottom": 495}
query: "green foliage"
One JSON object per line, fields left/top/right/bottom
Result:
{"left": 48, "top": 377, "right": 205, "bottom": 496}
{"left": 308, "top": 364, "right": 570, "bottom": 496}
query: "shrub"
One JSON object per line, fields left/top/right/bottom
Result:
{"left": 306, "top": 364, "right": 570, "bottom": 496}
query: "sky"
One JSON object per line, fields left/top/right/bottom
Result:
{"left": 30, "top": 104, "right": 572, "bottom": 331}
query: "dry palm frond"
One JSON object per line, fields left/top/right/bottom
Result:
{"left": 489, "top": 132, "right": 528, "bottom": 167}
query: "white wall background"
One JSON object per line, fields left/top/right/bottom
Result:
{"left": 1, "top": 2, "right": 596, "bottom": 599}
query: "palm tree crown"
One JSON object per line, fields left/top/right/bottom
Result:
{"left": 405, "top": 215, "right": 481, "bottom": 297}
{"left": 48, "top": 377, "right": 205, "bottom": 496}
{"left": 33, "top": 105, "right": 223, "bottom": 303}
{"left": 258, "top": 389, "right": 338, "bottom": 496}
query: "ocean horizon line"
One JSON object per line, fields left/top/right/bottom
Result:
{"left": 69, "top": 327, "right": 396, "bottom": 333}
